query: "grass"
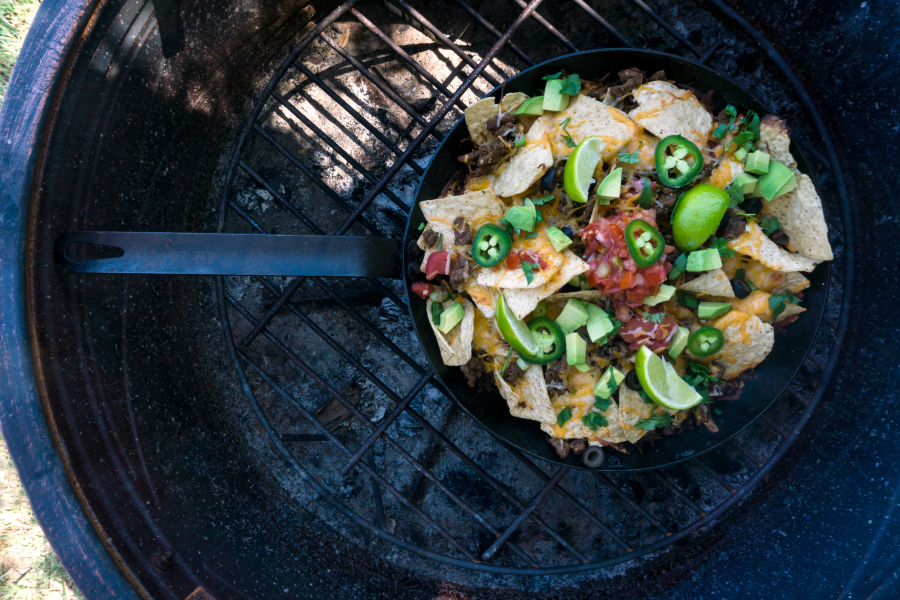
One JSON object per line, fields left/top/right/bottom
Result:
{"left": 0, "top": 0, "right": 40, "bottom": 103}
{"left": 0, "top": 439, "right": 82, "bottom": 599}
{"left": 1, "top": 2, "right": 83, "bottom": 597}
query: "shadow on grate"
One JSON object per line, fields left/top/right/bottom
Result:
{"left": 213, "top": 0, "right": 851, "bottom": 576}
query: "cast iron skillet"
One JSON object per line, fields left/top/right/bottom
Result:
{"left": 55, "top": 49, "right": 827, "bottom": 471}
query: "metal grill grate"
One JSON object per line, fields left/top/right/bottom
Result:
{"left": 215, "top": 0, "right": 851, "bottom": 576}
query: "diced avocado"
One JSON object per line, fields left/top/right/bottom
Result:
{"left": 698, "top": 301, "right": 732, "bottom": 319}
{"left": 568, "top": 274, "right": 584, "bottom": 288}
{"left": 757, "top": 161, "right": 796, "bottom": 201}
{"left": 505, "top": 200, "right": 537, "bottom": 231}
{"left": 546, "top": 226, "right": 573, "bottom": 252}
{"left": 734, "top": 147, "right": 749, "bottom": 162}
{"left": 733, "top": 172, "right": 758, "bottom": 195}
{"left": 594, "top": 366, "right": 625, "bottom": 400}
{"left": 565, "top": 333, "right": 587, "bottom": 365}
{"left": 668, "top": 326, "right": 690, "bottom": 359}
{"left": 643, "top": 284, "right": 677, "bottom": 307}
{"left": 555, "top": 299, "right": 589, "bottom": 333}
{"left": 542, "top": 79, "right": 569, "bottom": 112}
{"left": 515, "top": 96, "right": 544, "bottom": 116}
{"left": 745, "top": 150, "right": 770, "bottom": 175}
{"left": 585, "top": 304, "right": 614, "bottom": 343}
{"left": 596, "top": 167, "right": 622, "bottom": 202}
{"left": 580, "top": 277, "right": 592, "bottom": 290}
{"left": 437, "top": 302, "right": 464, "bottom": 333}
{"left": 572, "top": 363, "right": 591, "bottom": 373}
{"left": 686, "top": 248, "right": 723, "bottom": 272}
{"left": 584, "top": 303, "right": 607, "bottom": 325}
{"left": 533, "top": 301, "right": 548, "bottom": 318}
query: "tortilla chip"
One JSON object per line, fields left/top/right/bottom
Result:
{"left": 547, "top": 290, "right": 606, "bottom": 304}
{"left": 627, "top": 81, "right": 713, "bottom": 146}
{"left": 707, "top": 157, "right": 745, "bottom": 189}
{"left": 727, "top": 220, "right": 819, "bottom": 273}
{"left": 709, "top": 311, "right": 775, "bottom": 379}
{"left": 493, "top": 117, "right": 553, "bottom": 198}
{"left": 494, "top": 364, "right": 555, "bottom": 423}
{"left": 466, "top": 284, "right": 498, "bottom": 318}
{"left": 464, "top": 92, "right": 529, "bottom": 147}
{"left": 418, "top": 190, "right": 506, "bottom": 269}
{"left": 548, "top": 95, "right": 635, "bottom": 161}
{"left": 758, "top": 115, "right": 797, "bottom": 174}
{"left": 777, "top": 302, "right": 805, "bottom": 322}
{"left": 782, "top": 271, "right": 811, "bottom": 295}
{"left": 502, "top": 251, "right": 590, "bottom": 320}
{"left": 476, "top": 248, "right": 562, "bottom": 290}
{"left": 426, "top": 298, "right": 475, "bottom": 367}
{"left": 617, "top": 385, "right": 653, "bottom": 444}
{"left": 540, "top": 391, "right": 626, "bottom": 443}
{"left": 760, "top": 174, "right": 833, "bottom": 261}
{"left": 678, "top": 268, "right": 735, "bottom": 297}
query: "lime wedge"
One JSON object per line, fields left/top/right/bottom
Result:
{"left": 496, "top": 295, "right": 540, "bottom": 357}
{"left": 563, "top": 136, "right": 604, "bottom": 203}
{"left": 635, "top": 346, "right": 703, "bottom": 410}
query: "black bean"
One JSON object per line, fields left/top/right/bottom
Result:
{"left": 770, "top": 229, "right": 790, "bottom": 246}
{"left": 625, "top": 369, "right": 642, "bottom": 391}
{"left": 731, "top": 277, "right": 752, "bottom": 299}
{"left": 541, "top": 166, "right": 558, "bottom": 192}
{"left": 561, "top": 226, "right": 574, "bottom": 238}
{"left": 407, "top": 239, "right": 424, "bottom": 261}
{"left": 406, "top": 261, "right": 423, "bottom": 279}
{"left": 582, "top": 446, "right": 605, "bottom": 468}
{"left": 740, "top": 197, "right": 763, "bottom": 214}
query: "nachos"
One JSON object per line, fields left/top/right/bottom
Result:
{"left": 410, "top": 68, "right": 832, "bottom": 456}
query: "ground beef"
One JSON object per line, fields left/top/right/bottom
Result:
{"left": 449, "top": 254, "right": 473, "bottom": 284}
{"left": 608, "top": 68, "right": 646, "bottom": 102}
{"left": 548, "top": 437, "right": 570, "bottom": 459}
{"left": 716, "top": 211, "right": 747, "bottom": 239}
{"left": 648, "top": 70, "right": 668, "bottom": 82}
{"left": 422, "top": 228, "right": 439, "bottom": 248}
{"left": 543, "top": 359, "right": 567, "bottom": 398}
{"left": 453, "top": 216, "right": 474, "bottom": 245}
{"left": 656, "top": 186, "right": 679, "bottom": 219}
{"left": 440, "top": 166, "right": 468, "bottom": 198}
{"left": 582, "top": 78, "right": 609, "bottom": 100}
{"left": 694, "top": 404, "right": 719, "bottom": 433}
{"left": 502, "top": 360, "right": 524, "bottom": 385}
{"left": 458, "top": 136, "right": 511, "bottom": 177}
{"left": 485, "top": 110, "right": 516, "bottom": 133}
{"left": 695, "top": 162, "right": 714, "bottom": 183}
{"left": 568, "top": 439, "right": 587, "bottom": 455}
{"left": 577, "top": 199, "right": 596, "bottom": 226}
{"left": 460, "top": 357, "right": 484, "bottom": 388}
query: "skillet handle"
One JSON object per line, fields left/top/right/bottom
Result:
{"left": 54, "top": 231, "right": 402, "bottom": 278}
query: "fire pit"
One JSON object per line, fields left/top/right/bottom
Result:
{"left": 3, "top": 0, "right": 894, "bottom": 598}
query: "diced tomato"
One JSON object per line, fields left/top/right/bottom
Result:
{"left": 520, "top": 250, "right": 549, "bottom": 270}
{"left": 411, "top": 282, "right": 434, "bottom": 299}
{"left": 505, "top": 252, "right": 522, "bottom": 270}
{"left": 424, "top": 251, "right": 452, "bottom": 280}
{"left": 585, "top": 270, "right": 602, "bottom": 288}
{"left": 644, "top": 264, "right": 667, "bottom": 287}
{"left": 619, "top": 271, "right": 635, "bottom": 289}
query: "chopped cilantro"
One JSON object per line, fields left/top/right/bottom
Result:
{"left": 522, "top": 260, "right": 539, "bottom": 285}
{"left": 582, "top": 411, "right": 608, "bottom": 431}
{"left": 418, "top": 222, "right": 425, "bottom": 231}
{"left": 446, "top": 292, "right": 457, "bottom": 301}
{"left": 682, "top": 362, "right": 719, "bottom": 390}
{"left": 560, "top": 117, "right": 577, "bottom": 148}
{"left": 643, "top": 311, "right": 665, "bottom": 324}
{"left": 728, "top": 130, "right": 754, "bottom": 151}
{"left": 735, "top": 268, "right": 746, "bottom": 280}
{"left": 618, "top": 142, "right": 644, "bottom": 164}
{"left": 557, "top": 406, "right": 572, "bottom": 427}
{"left": 760, "top": 216, "right": 781, "bottom": 236}
{"left": 713, "top": 105, "right": 738, "bottom": 139}
{"left": 499, "top": 347, "right": 513, "bottom": 376}
{"left": 712, "top": 237, "right": 735, "bottom": 258}
{"left": 525, "top": 232, "right": 539, "bottom": 239}
{"left": 594, "top": 396, "right": 612, "bottom": 411}
{"left": 430, "top": 302, "right": 444, "bottom": 325}
{"left": 529, "top": 194, "right": 555, "bottom": 206}
{"left": 635, "top": 414, "right": 672, "bottom": 431}
{"left": 727, "top": 184, "right": 744, "bottom": 208}
{"left": 640, "top": 390, "right": 654, "bottom": 404}
{"left": 542, "top": 71, "right": 562, "bottom": 80}
{"left": 745, "top": 111, "right": 760, "bottom": 141}
{"left": 560, "top": 73, "right": 582, "bottom": 96}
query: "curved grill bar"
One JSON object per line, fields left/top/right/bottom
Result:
{"left": 216, "top": 0, "right": 852, "bottom": 575}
